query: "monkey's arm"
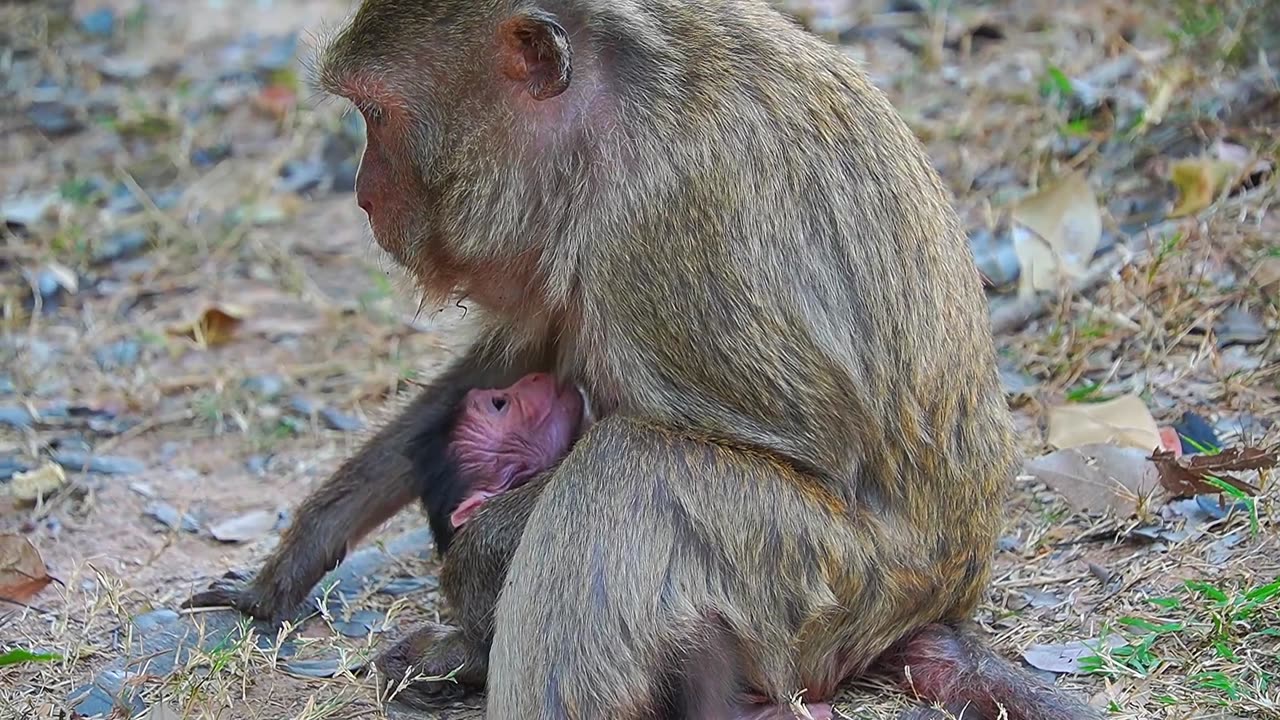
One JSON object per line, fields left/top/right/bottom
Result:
{"left": 184, "top": 341, "right": 536, "bottom": 622}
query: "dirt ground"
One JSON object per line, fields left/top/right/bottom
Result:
{"left": 1, "top": 1, "right": 1278, "bottom": 719}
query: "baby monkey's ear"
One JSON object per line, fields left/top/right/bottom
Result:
{"left": 497, "top": 9, "right": 573, "bottom": 100}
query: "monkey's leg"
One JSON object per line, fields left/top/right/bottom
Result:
{"left": 184, "top": 342, "right": 536, "bottom": 621}
{"left": 375, "top": 475, "right": 549, "bottom": 707}
{"left": 486, "top": 416, "right": 872, "bottom": 720}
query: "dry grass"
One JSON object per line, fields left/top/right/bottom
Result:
{"left": 1, "top": 0, "right": 1277, "bottom": 718}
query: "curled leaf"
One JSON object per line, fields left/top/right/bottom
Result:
{"left": 1168, "top": 158, "right": 1244, "bottom": 218}
{"left": 1025, "top": 443, "right": 1161, "bottom": 516}
{"left": 169, "top": 304, "right": 248, "bottom": 347}
{"left": 1011, "top": 171, "right": 1102, "bottom": 298}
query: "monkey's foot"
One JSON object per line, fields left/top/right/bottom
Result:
{"left": 739, "top": 702, "right": 833, "bottom": 720}
{"left": 181, "top": 570, "right": 288, "bottom": 622}
{"left": 375, "top": 622, "right": 487, "bottom": 708}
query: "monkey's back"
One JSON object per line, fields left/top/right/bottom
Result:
{"left": 567, "top": 0, "right": 1018, "bottom": 557}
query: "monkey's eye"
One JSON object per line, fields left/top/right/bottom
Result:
{"left": 490, "top": 397, "right": 508, "bottom": 413}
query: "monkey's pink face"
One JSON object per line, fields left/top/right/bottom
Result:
{"left": 349, "top": 93, "right": 431, "bottom": 273}
{"left": 320, "top": 6, "right": 578, "bottom": 302}
{"left": 448, "top": 373, "right": 584, "bottom": 528}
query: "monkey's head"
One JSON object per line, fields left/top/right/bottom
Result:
{"left": 448, "top": 373, "right": 584, "bottom": 528}
{"left": 317, "top": 1, "right": 583, "bottom": 309}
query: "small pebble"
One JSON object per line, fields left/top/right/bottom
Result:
{"left": 52, "top": 451, "right": 145, "bottom": 475}
{"left": 190, "top": 144, "right": 232, "bottom": 168}
{"left": 92, "top": 231, "right": 149, "bottom": 265}
{"left": 332, "top": 609, "right": 386, "bottom": 638}
{"left": 94, "top": 340, "right": 141, "bottom": 371}
{"left": 130, "top": 609, "right": 180, "bottom": 633}
{"left": 256, "top": 33, "right": 299, "bottom": 72}
{"left": 283, "top": 656, "right": 365, "bottom": 679}
{"left": 1, "top": 455, "right": 32, "bottom": 481}
{"left": 1173, "top": 411, "right": 1221, "bottom": 454}
{"left": 277, "top": 160, "right": 325, "bottom": 194}
{"left": 377, "top": 576, "right": 436, "bottom": 596}
{"left": 144, "top": 502, "right": 201, "bottom": 533}
{"left": 1215, "top": 307, "right": 1268, "bottom": 347}
{"left": 320, "top": 407, "right": 364, "bottom": 432}
{"left": 245, "top": 455, "right": 270, "bottom": 475}
{"left": 1, "top": 193, "right": 57, "bottom": 229}
{"left": 26, "top": 102, "right": 84, "bottom": 137}
{"left": 242, "top": 374, "right": 287, "bottom": 398}
{"left": 968, "top": 227, "right": 1019, "bottom": 288}
{"left": 152, "top": 188, "right": 183, "bottom": 211}
{"left": 67, "top": 684, "right": 121, "bottom": 718}
{"left": 0, "top": 406, "right": 34, "bottom": 429}
{"left": 289, "top": 395, "right": 317, "bottom": 416}
{"left": 106, "top": 184, "right": 143, "bottom": 214}
{"left": 78, "top": 8, "right": 116, "bottom": 37}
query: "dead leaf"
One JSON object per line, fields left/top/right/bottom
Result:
{"left": 1168, "top": 157, "right": 1243, "bottom": 218}
{"left": 1047, "top": 394, "right": 1161, "bottom": 452}
{"left": 137, "top": 702, "right": 183, "bottom": 720}
{"left": 1141, "top": 62, "right": 1189, "bottom": 129}
{"left": 168, "top": 304, "right": 247, "bottom": 347}
{"left": 208, "top": 509, "right": 280, "bottom": 543}
{"left": 41, "top": 262, "right": 79, "bottom": 295}
{"left": 1150, "top": 444, "right": 1276, "bottom": 499}
{"left": 1024, "top": 443, "right": 1161, "bottom": 516}
{"left": 1023, "top": 635, "right": 1126, "bottom": 675}
{"left": 7, "top": 462, "right": 67, "bottom": 504}
{"left": 1011, "top": 171, "right": 1102, "bottom": 298}
{"left": 0, "top": 535, "right": 53, "bottom": 603}
{"left": 1250, "top": 256, "right": 1280, "bottom": 293}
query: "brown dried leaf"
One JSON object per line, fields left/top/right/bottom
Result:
{"left": 0, "top": 535, "right": 53, "bottom": 603}
{"left": 1149, "top": 445, "right": 1277, "bottom": 499}
{"left": 1047, "top": 394, "right": 1161, "bottom": 452}
{"left": 1168, "top": 157, "right": 1243, "bottom": 218}
{"left": 168, "top": 304, "right": 248, "bottom": 347}
{"left": 1024, "top": 443, "right": 1161, "bottom": 516}
{"left": 1011, "top": 171, "right": 1102, "bottom": 298}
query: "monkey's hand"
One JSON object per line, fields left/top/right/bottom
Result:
{"left": 182, "top": 569, "right": 295, "bottom": 622}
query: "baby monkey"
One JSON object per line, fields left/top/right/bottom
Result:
{"left": 447, "top": 373, "right": 587, "bottom": 529}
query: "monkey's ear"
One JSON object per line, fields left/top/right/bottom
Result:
{"left": 497, "top": 10, "right": 573, "bottom": 101}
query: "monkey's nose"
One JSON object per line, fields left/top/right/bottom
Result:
{"left": 357, "top": 196, "right": 373, "bottom": 216}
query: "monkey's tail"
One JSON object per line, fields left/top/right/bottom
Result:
{"left": 883, "top": 623, "right": 1105, "bottom": 720}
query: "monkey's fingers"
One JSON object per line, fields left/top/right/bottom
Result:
{"left": 181, "top": 574, "right": 279, "bottom": 621}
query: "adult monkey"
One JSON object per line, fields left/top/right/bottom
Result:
{"left": 187, "top": 1, "right": 1101, "bottom": 718}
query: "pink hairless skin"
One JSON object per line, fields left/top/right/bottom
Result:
{"left": 446, "top": 372, "right": 587, "bottom": 528}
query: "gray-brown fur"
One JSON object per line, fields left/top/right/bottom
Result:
{"left": 185, "top": 1, "right": 1100, "bottom": 718}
